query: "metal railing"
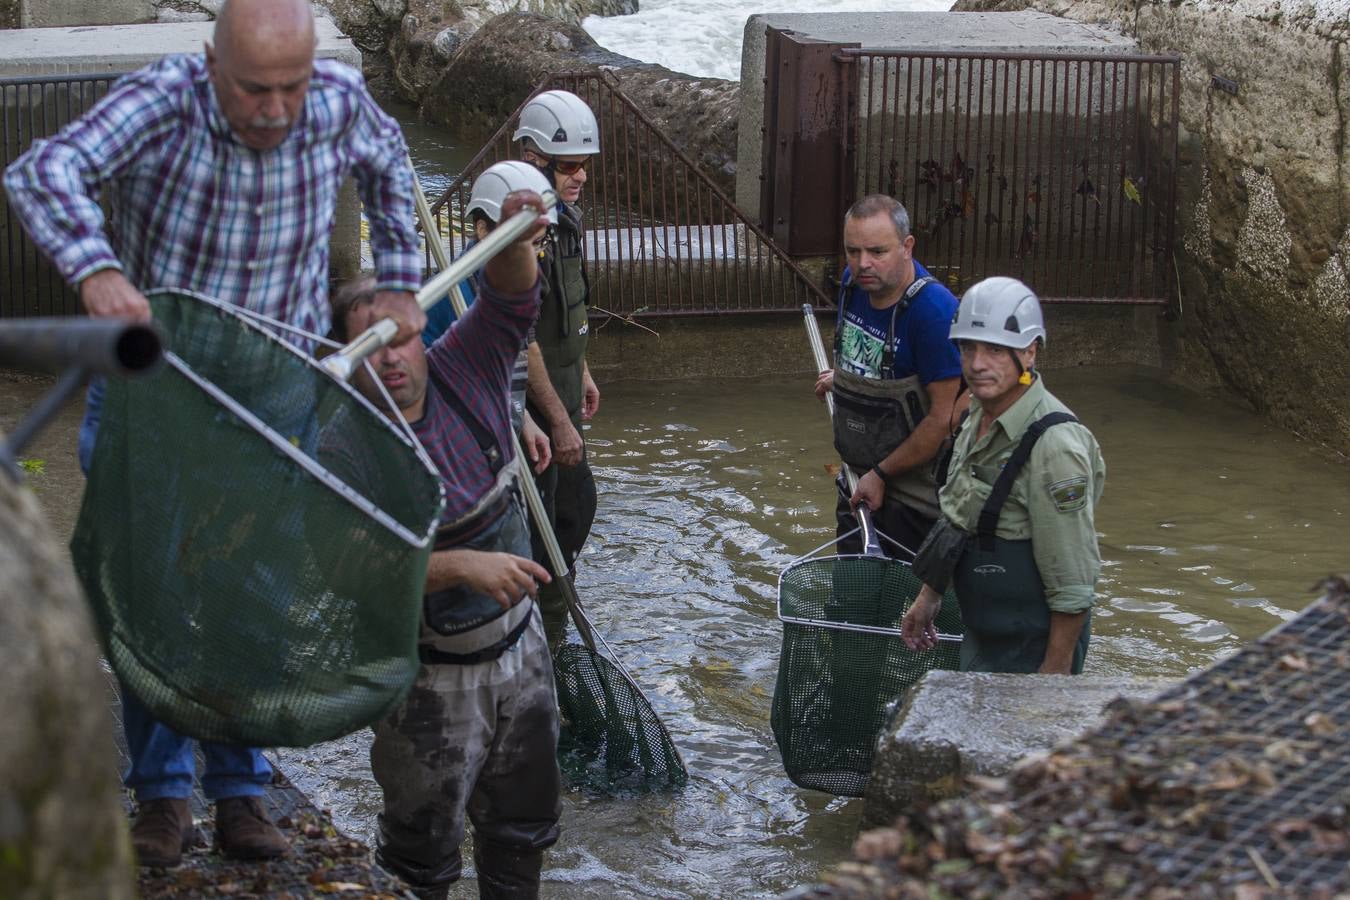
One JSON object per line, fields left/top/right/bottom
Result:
{"left": 426, "top": 72, "right": 832, "bottom": 317}
{"left": 1, "top": 73, "right": 119, "bottom": 318}
{"left": 845, "top": 49, "right": 1180, "bottom": 304}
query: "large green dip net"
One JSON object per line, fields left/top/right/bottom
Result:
{"left": 772, "top": 547, "right": 964, "bottom": 797}
{"left": 71, "top": 290, "right": 444, "bottom": 748}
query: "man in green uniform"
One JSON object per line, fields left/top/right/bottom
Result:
{"left": 515, "top": 90, "right": 601, "bottom": 653}
{"left": 902, "top": 277, "right": 1105, "bottom": 674}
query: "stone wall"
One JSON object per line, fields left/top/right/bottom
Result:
{"left": 0, "top": 469, "right": 134, "bottom": 899}
{"left": 953, "top": 0, "right": 1350, "bottom": 455}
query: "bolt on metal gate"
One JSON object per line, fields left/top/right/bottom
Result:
{"left": 425, "top": 72, "right": 831, "bottom": 318}
{"left": 847, "top": 48, "right": 1181, "bottom": 304}
{"left": 1, "top": 73, "right": 119, "bottom": 319}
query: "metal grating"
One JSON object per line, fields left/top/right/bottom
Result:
{"left": 425, "top": 71, "right": 832, "bottom": 318}
{"left": 845, "top": 49, "right": 1180, "bottom": 304}
{"left": 1081, "top": 589, "right": 1350, "bottom": 891}
{"left": 1, "top": 73, "right": 118, "bottom": 318}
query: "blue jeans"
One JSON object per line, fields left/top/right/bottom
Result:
{"left": 82, "top": 379, "right": 273, "bottom": 801}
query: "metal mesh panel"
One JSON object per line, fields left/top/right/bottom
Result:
{"left": 72, "top": 291, "right": 444, "bottom": 748}
{"left": 773, "top": 554, "right": 963, "bottom": 797}
{"left": 554, "top": 642, "right": 687, "bottom": 790}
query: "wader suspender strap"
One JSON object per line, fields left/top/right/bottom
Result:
{"left": 975, "top": 411, "right": 1078, "bottom": 551}
{"left": 935, "top": 409, "right": 971, "bottom": 489}
{"left": 428, "top": 369, "right": 506, "bottom": 476}
{"left": 834, "top": 275, "right": 937, "bottom": 378}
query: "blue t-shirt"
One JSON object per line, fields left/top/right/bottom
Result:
{"left": 421, "top": 276, "right": 478, "bottom": 347}
{"left": 835, "top": 261, "right": 962, "bottom": 384}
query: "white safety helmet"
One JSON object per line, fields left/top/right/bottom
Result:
{"left": 467, "top": 161, "right": 558, "bottom": 226}
{"left": 949, "top": 276, "right": 1046, "bottom": 349}
{"left": 512, "top": 90, "right": 600, "bottom": 156}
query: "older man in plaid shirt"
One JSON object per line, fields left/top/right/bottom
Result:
{"left": 4, "top": 0, "right": 423, "bottom": 869}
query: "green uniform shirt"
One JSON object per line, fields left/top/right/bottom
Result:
{"left": 939, "top": 376, "right": 1105, "bottom": 614}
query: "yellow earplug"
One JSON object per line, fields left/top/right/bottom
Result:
{"left": 1018, "top": 370, "right": 1033, "bottom": 386}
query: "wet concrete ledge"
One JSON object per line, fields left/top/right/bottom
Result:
{"left": 863, "top": 671, "right": 1172, "bottom": 828}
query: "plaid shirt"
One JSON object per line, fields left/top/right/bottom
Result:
{"left": 417, "top": 275, "right": 541, "bottom": 529}
{"left": 3, "top": 54, "right": 421, "bottom": 340}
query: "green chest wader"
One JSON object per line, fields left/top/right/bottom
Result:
{"left": 535, "top": 227, "right": 590, "bottom": 427}
{"left": 832, "top": 276, "right": 941, "bottom": 520}
{"left": 419, "top": 370, "right": 533, "bottom": 657}
{"left": 949, "top": 412, "right": 1092, "bottom": 674}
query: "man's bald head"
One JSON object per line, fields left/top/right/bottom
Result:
{"left": 206, "top": 0, "right": 316, "bottom": 151}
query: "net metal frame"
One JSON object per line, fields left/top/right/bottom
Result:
{"left": 75, "top": 289, "right": 446, "bottom": 747}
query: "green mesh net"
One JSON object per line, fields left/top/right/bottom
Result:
{"left": 555, "top": 642, "right": 688, "bottom": 791}
{"left": 772, "top": 551, "right": 964, "bottom": 797}
{"left": 71, "top": 290, "right": 444, "bottom": 748}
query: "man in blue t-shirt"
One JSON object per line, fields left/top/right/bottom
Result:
{"left": 815, "top": 194, "right": 965, "bottom": 557}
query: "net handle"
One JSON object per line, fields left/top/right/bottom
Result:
{"left": 803, "top": 304, "right": 882, "bottom": 557}
{"left": 321, "top": 185, "right": 557, "bottom": 381}
{"left": 408, "top": 165, "right": 605, "bottom": 654}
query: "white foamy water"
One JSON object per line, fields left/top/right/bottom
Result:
{"left": 583, "top": 0, "right": 955, "bottom": 82}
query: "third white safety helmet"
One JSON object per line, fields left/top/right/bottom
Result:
{"left": 467, "top": 161, "right": 558, "bottom": 226}
{"left": 949, "top": 276, "right": 1046, "bottom": 349}
{"left": 512, "top": 90, "right": 600, "bottom": 156}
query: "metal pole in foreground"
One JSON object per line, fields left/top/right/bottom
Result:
{"left": 321, "top": 188, "right": 557, "bottom": 381}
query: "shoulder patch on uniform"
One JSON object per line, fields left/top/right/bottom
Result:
{"left": 1048, "top": 476, "right": 1089, "bottom": 512}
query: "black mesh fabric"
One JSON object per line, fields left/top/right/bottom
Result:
{"left": 71, "top": 291, "right": 444, "bottom": 748}
{"left": 772, "top": 553, "right": 964, "bottom": 797}
{"left": 554, "top": 642, "right": 687, "bottom": 791}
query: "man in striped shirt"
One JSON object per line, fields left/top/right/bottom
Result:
{"left": 3, "top": 0, "right": 423, "bottom": 870}
{"left": 332, "top": 190, "right": 560, "bottom": 900}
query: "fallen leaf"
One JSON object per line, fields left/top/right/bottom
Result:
{"left": 823, "top": 463, "right": 840, "bottom": 476}
{"left": 1304, "top": 712, "right": 1337, "bottom": 736}
{"left": 1123, "top": 177, "right": 1142, "bottom": 205}
{"left": 314, "top": 883, "right": 369, "bottom": 894}
{"left": 1279, "top": 653, "right": 1310, "bottom": 671}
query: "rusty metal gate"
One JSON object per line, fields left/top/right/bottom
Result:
{"left": 425, "top": 72, "right": 831, "bottom": 318}
{"left": 1, "top": 73, "right": 118, "bottom": 318}
{"left": 763, "top": 30, "right": 1181, "bottom": 306}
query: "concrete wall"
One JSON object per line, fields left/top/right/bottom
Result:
{"left": 587, "top": 302, "right": 1165, "bottom": 382}
{"left": 735, "top": 11, "right": 1137, "bottom": 215}
{"left": 0, "top": 19, "right": 364, "bottom": 287}
{"left": 20, "top": 0, "right": 155, "bottom": 27}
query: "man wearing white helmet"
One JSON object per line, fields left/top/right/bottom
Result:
{"left": 422, "top": 160, "right": 558, "bottom": 477}
{"left": 902, "top": 277, "right": 1105, "bottom": 675}
{"left": 330, "top": 190, "right": 562, "bottom": 899}
{"left": 514, "top": 89, "right": 602, "bottom": 653}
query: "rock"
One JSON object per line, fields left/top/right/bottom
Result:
{"left": 423, "top": 13, "right": 739, "bottom": 195}
{"left": 0, "top": 467, "right": 134, "bottom": 898}
{"left": 863, "top": 671, "right": 1170, "bottom": 828}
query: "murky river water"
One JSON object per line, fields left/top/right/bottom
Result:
{"left": 270, "top": 366, "right": 1348, "bottom": 898}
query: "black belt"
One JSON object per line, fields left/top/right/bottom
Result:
{"left": 418, "top": 607, "right": 533, "bottom": 666}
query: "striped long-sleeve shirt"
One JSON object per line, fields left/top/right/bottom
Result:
{"left": 2, "top": 54, "right": 422, "bottom": 340}
{"left": 417, "top": 274, "right": 542, "bottom": 528}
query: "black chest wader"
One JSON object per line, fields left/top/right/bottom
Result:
{"left": 419, "top": 372, "right": 534, "bottom": 663}
{"left": 534, "top": 212, "right": 590, "bottom": 428}
{"left": 946, "top": 412, "right": 1092, "bottom": 674}
{"left": 831, "top": 276, "right": 941, "bottom": 521}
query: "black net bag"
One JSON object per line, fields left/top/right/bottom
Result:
{"left": 772, "top": 545, "right": 963, "bottom": 797}
{"left": 71, "top": 290, "right": 444, "bottom": 747}
{"left": 554, "top": 641, "right": 687, "bottom": 791}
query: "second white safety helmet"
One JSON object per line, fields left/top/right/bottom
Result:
{"left": 949, "top": 276, "right": 1047, "bottom": 349}
{"left": 512, "top": 89, "right": 600, "bottom": 156}
{"left": 467, "top": 160, "right": 558, "bottom": 226}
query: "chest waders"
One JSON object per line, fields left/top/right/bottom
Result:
{"left": 419, "top": 370, "right": 534, "bottom": 663}
{"left": 946, "top": 412, "right": 1092, "bottom": 674}
{"left": 535, "top": 209, "right": 590, "bottom": 427}
{"left": 832, "top": 276, "right": 941, "bottom": 520}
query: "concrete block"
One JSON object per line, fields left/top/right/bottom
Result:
{"left": 862, "top": 670, "right": 1170, "bottom": 828}
{"left": 21, "top": 0, "right": 155, "bottom": 27}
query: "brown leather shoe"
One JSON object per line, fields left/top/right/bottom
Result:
{"left": 213, "top": 796, "right": 290, "bottom": 860}
{"left": 131, "top": 797, "right": 194, "bottom": 868}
